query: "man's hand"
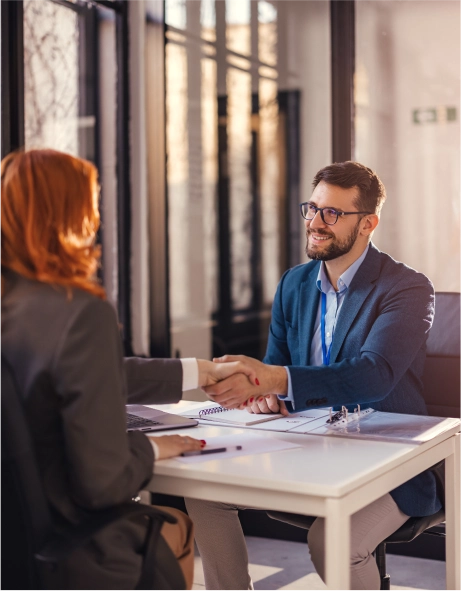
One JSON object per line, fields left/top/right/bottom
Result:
{"left": 197, "top": 359, "right": 257, "bottom": 388}
{"left": 202, "top": 355, "right": 288, "bottom": 409}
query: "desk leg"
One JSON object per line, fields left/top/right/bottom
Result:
{"left": 445, "top": 434, "right": 460, "bottom": 590}
{"left": 325, "top": 499, "right": 350, "bottom": 590}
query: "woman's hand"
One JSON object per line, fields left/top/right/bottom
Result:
{"left": 149, "top": 434, "right": 205, "bottom": 460}
{"left": 243, "top": 394, "right": 288, "bottom": 415}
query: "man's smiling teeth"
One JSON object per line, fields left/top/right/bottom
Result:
{"left": 312, "top": 235, "right": 330, "bottom": 240}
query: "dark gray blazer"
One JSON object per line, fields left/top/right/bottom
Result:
{"left": 1, "top": 271, "right": 183, "bottom": 589}
{"left": 264, "top": 243, "right": 440, "bottom": 517}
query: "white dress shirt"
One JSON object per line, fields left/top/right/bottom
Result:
{"left": 150, "top": 358, "right": 199, "bottom": 458}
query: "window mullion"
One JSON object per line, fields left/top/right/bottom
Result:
{"left": 1, "top": 0, "right": 25, "bottom": 157}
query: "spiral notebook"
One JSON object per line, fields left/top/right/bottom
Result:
{"left": 181, "top": 403, "right": 283, "bottom": 426}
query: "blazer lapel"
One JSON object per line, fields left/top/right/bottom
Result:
{"left": 298, "top": 265, "right": 320, "bottom": 365}
{"left": 329, "top": 245, "right": 381, "bottom": 363}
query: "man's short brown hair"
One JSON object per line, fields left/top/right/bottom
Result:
{"left": 313, "top": 161, "right": 386, "bottom": 215}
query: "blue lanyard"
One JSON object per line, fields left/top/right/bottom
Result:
{"left": 321, "top": 292, "right": 333, "bottom": 365}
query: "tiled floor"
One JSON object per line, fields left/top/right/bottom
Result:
{"left": 192, "top": 536, "right": 446, "bottom": 590}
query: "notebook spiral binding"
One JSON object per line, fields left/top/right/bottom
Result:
{"left": 198, "top": 406, "right": 231, "bottom": 418}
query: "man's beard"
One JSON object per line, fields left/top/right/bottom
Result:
{"left": 305, "top": 220, "right": 360, "bottom": 261}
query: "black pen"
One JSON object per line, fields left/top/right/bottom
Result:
{"left": 182, "top": 445, "right": 242, "bottom": 457}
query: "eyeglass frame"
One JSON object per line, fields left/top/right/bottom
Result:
{"left": 299, "top": 202, "right": 374, "bottom": 226}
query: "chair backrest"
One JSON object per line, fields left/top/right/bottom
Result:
{"left": 1, "top": 355, "right": 53, "bottom": 590}
{"left": 422, "top": 292, "right": 460, "bottom": 418}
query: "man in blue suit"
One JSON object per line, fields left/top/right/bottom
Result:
{"left": 187, "top": 162, "right": 438, "bottom": 590}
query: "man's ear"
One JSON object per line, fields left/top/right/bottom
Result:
{"left": 360, "top": 214, "right": 379, "bottom": 237}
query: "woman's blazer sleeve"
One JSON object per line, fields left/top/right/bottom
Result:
{"left": 124, "top": 357, "right": 183, "bottom": 405}
{"left": 52, "top": 298, "right": 154, "bottom": 510}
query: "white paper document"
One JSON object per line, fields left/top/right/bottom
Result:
{"left": 248, "top": 408, "right": 330, "bottom": 432}
{"left": 175, "top": 434, "right": 301, "bottom": 463}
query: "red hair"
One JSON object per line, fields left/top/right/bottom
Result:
{"left": 1, "top": 149, "right": 106, "bottom": 299}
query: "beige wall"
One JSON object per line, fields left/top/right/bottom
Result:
{"left": 356, "top": 0, "right": 460, "bottom": 291}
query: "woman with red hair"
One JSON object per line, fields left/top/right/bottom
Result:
{"left": 1, "top": 149, "right": 254, "bottom": 589}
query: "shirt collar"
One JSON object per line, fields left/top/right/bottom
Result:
{"left": 316, "top": 243, "right": 370, "bottom": 294}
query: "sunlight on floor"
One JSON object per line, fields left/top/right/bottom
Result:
{"left": 192, "top": 536, "right": 446, "bottom": 590}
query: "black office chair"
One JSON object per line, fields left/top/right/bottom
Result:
{"left": 1, "top": 355, "right": 186, "bottom": 590}
{"left": 374, "top": 291, "right": 460, "bottom": 589}
{"left": 266, "top": 291, "right": 460, "bottom": 590}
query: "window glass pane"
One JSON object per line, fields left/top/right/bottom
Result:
{"left": 227, "top": 54, "right": 251, "bottom": 71}
{"left": 165, "top": 2, "right": 218, "bottom": 364}
{"left": 24, "top": 0, "right": 80, "bottom": 154}
{"left": 226, "top": 0, "right": 251, "bottom": 56}
{"left": 165, "top": 0, "right": 187, "bottom": 29}
{"left": 258, "top": 0, "right": 277, "bottom": 67}
{"left": 23, "top": 0, "right": 117, "bottom": 303}
{"left": 228, "top": 67, "right": 253, "bottom": 310}
{"left": 97, "top": 7, "right": 118, "bottom": 306}
{"left": 202, "top": 57, "right": 218, "bottom": 314}
{"left": 201, "top": 0, "right": 216, "bottom": 42}
{"left": 166, "top": 42, "right": 190, "bottom": 320}
{"left": 355, "top": 0, "right": 460, "bottom": 291}
{"left": 259, "top": 77, "right": 280, "bottom": 305}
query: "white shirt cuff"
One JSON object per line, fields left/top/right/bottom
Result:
{"left": 149, "top": 437, "right": 160, "bottom": 460}
{"left": 277, "top": 367, "right": 296, "bottom": 410}
{"left": 180, "top": 358, "right": 199, "bottom": 391}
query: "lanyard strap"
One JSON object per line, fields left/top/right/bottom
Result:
{"left": 321, "top": 292, "right": 333, "bottom": 366}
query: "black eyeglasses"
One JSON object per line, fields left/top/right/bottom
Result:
{"left": 299, "top": 202, "right": 373, "bottom": 226}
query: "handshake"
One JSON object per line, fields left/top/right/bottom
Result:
{"left": 197, "top": 356, "right": 289, "bottom": 416}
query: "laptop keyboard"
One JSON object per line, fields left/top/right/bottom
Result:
{"left": 126, "top": 413, "right": 161, "bottom": 431}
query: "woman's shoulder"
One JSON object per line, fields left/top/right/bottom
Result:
{"left": 2, "top": 272, "right": 119, "bottom": 370}
{"left": 2, "top": 271, "right": 116, "bottom": 332}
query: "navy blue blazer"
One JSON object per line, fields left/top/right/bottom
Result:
{"left": 263, "top": 243, "right": 440, "bottom": 517}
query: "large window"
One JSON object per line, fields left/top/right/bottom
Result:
{"left": 23, "top": 0, "right": 120, "bottom": 303}
{"left": 165, "top": 0, "right": 287, "bottom": 380}
{"left": 163, "top": 1, "right": 332, "bottom": 397}
{"left": 2, "top": 0, "right": 332, "bottom": 368}
{"left": 11, "top": 0, "right": 135, "bottom": 352}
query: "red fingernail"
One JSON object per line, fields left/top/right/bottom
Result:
{"left": 249, "top": 397, "right": 254, "bottom": 403}
{"left": 255, "top": 378, "right": 260, "bottom": 385}
{"left": 200, "top": 440, "right": 206, "bottom": 445}
{"left": 243, "top": 401, "right": 247, "bottom": 406}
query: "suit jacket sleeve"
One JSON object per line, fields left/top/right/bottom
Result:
{"left": 263, "top": 269, "right": 294, "bottom": 367}
{"left": 267, "top": 269, "right": 434, "bottom": 412}
{"left": 124, "top": 357, "right": 183, "bottom": 405}
{"left": 52, "top": 298, "right": 154, "bottom": 510}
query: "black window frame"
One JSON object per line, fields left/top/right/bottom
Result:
{"left": 1, "top": 0, "right": 25, "bottom": 157}
{"left": 331, "top": 0, "right": 355, "bottom": 162}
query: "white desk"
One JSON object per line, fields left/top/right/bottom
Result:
{"left": 145, "top": 407, "right": 460, "bottom": 590}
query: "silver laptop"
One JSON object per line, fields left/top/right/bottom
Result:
{"left": 126, "top": 404, "right": 198, "bottom": 433}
